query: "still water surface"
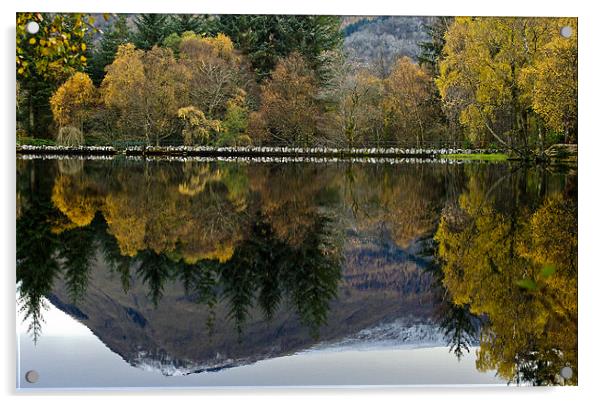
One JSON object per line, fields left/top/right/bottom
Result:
{"left": 16, "top": 157, "right": 577, "bottom": 388}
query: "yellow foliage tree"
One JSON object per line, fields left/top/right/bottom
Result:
{"left": 519, "top": 19, "right": 578, "bottom": 143}
{"left": 436, "top": 17, "right": 577, "bottom": 151}
{"left": 179, "top": 33, "right": 254, "bottom": 121}
{"left": 177, "top": 106, "right": 221, "bottom": 145}
{"left": 50, "top": 72, "right": 97, "bottom": 131}
{"left": 101, "top": 44, "right": 189, "bottom": 144}
{"left": 100, "top": 43, "right": 146, "bottom": 137}
{"left": 384, "top": 57, "right": 435, "bottom": 145}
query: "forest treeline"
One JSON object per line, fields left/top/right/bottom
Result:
{"left": 17, "top": 14, "right": 577, "bottom": 155}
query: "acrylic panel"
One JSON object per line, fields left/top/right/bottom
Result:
{"left": 16, "top": 13, "right": 578, "bottom": 389}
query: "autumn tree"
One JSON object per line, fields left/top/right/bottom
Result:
{"left": 318, "top": 50, "right": 385, "bottom": 147}
{"left": 100, "top": 43, "right": 145, "bottom": 140}
{"left": 220, "top": 89, "right": 252, "bottom": 146}
{"left": 320, "top": 52, "right": 444, "bottom": 147}
{"left": 178, "top": 33, "right": 256, "bottom": 120}
{"left": 519, "top": 20, "right": 578, "bottom": 144}
{"left": 384, "top": 57, "right": 438, "bottom": 145}
{"left": 50, "top": 72, "right": 97, "bottom": 133}
{"left": 101, "top": 44, "right": 189, "bottom": 144}
{"left": 249, "top": 52, "right": 320, "bottom": 146}
{"left": 16, "top": 13, "right": 94, "bottom": 136}
{"left": 97, "top": 32, "right": 255, "bottom": 145}
{"left": 140, "top": 46, "right": 190, "bottom": 142}
{"left": 177, "top": 106, "right": 221, "bottom": 145}
{"left": 436, "top": 17, "right": 578, "bottom": 153}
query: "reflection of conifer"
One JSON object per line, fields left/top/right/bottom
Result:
{"left": 136, "top": 251, "right": 173, "bottom": 307}
{"left": 178, "top": 261, "right": 217, "bottom": 304}
{"left": 251, "top": 221, "right": 285, "bottom": 321}
{"left": 439, "top": 302, "right": 481, "bottom": 360}
{"left": 190, "top": 262, "right": 219, "bottom": 307}
{"left": 58, "top": 218, "right": 98, "bottom": 304}
{"left": 221, "top": 251, "right": 257, "bottom": 337}
{"left": 507, "top": 348, "right": 568, "bottom": 386}
{"left": 420, "top": 238, "right": 480, "bottom": 360}
{"left": 17, "top": 198, "right": 62, "bottom": 343}
{"left": 93, "top": 218, "right": 132, "bottom": 294}
{"left": 285, "top": 216, "right": 342, "bottom": 338}
{"left": 178, "top": 260, "right": 219, "bottom": 336}
{"left": 178, "top": 262, "right": 197, "bottom": 296}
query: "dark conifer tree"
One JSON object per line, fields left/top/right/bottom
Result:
{"left": 88, "top": 14, "right": 131, "bottom": 85}
{"left": 133, "top": 13, "right": 171, "bottom": 50}
{"left": 168, "top": 14, "right": 208, "bottom": 35}
{"left": 417, "top": 16, "right": 453, "bottom": 75}
{"left": 214, "top": 15, "right": 343, "bottom": 80}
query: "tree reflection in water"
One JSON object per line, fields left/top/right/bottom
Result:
{"left": 16, "top": 158, "right": 577, "bottom": 385}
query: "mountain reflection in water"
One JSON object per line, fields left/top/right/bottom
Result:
{"left": 16, "top": 158, "right": 577, "bottom": 387}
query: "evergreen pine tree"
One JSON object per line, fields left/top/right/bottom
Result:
{"left": 215, "top": 15, "right": 342, "bottom": 81}
{"left": 417, "top": 16, "right": 453, "bottom": 75}
{"left": 133, "top": 13, "right": 170, "bottom": 50}
{"left": 169, "top": 14, "right": 208, "bottom": 35}
{"left": 88, "top": 15, "right": 131, "bottom": 85}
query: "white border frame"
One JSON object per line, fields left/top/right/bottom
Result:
{"left": 2, "top": 1, "right": 599, "bottom": 403}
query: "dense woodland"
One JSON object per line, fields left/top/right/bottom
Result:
{"left": 17, "top": 14, "right": 577, "bottom": 156}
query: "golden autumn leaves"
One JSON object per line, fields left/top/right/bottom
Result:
{"left": 436, "top": 17, "right": 578, "bottom": 148}
{"left": 435, "top": 174, "right": 577, "bottom": 384}
{"left": 49, "top": 33, "right": 257, "bottom": 146}
{"left": 50, "top": 163, "right": 245, "bottom": 263}
{"left": 50, "top": 72, "right": 96, "bottom": 130}
{"left": 16, "top": 13, "right": 93, "bottom": 82}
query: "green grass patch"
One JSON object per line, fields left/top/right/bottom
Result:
{"left": 17, "top": 137, "right": 57, "bottom": 146}
{"left": 443, "top": 153, "right": 509, "bottom": 161}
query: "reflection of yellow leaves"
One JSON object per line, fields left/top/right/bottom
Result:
{"left": 518, "top": 194, "right": 577, "bottom": 271}
{"left": 178, "top": 164, "right": 222, "bottom": 196}
{"left": 183, "top": 242, "right": 234, "bottom": 264}
{"left": 102, "top": 194, "right": 146, "bottom": 257}
{"left": 45, "top": 161, "right": 251, "bottom": 267}
{"left": 50, "top": 216, "right": 80, "bottom": 235}
{"left": 178, "top": 180, "right": 205, "bottom": 196}
{"left": 435, "top": 179, "right": 577, "bottom": 384}
{"left": 51, "top": 175, "right": 99, "bottom": 231}
{"left": 99, "top": 163, "right": 245, "bottom": 261}
{"left": 348, "top": 167, "right": 440, "bottom": 248}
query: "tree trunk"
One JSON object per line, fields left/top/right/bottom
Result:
{"left": 28, "top": 97, "right": 35, "bottom": 134}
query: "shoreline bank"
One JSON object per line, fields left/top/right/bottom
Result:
{"left": 16, "top": 145, "right": 507, "bottom": 159}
